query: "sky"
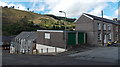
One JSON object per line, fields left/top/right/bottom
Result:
{"left": 0, "top": 0, "right": 119, "bottom": 20}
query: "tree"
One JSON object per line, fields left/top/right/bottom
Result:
{"left": 4, "top": 6, "right": 8, "bottom": 8}
{"left": 12, "top": 6, "right": 15, "bottom": 8}
{"left": 10, "top": 6, "right": 14, "bottom": 8}
{"left": 27, "top": 8, "right": 29, "bottom": 11}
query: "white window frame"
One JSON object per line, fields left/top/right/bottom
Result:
{"left": 109, "top": 33, "right": 112, "bottom": 39}
{"left": 45, "top": 33, "right": 50, "bottom": 39}
{"left": 98, "top": 33, "right": 102, "bottom": 41}
{"left": 98, "top": 23, "right": 101, "bottom": 30}
{"left": 116, "top": 26, "right": 118, "bottom": 32}
{"left": 108, "top": 25, "right": 111, "bottom": 30}
{"left": 103, "top": 24, "right": 106, "bottom": 30}
{"left": 117, "top": 34, "right": 119, "bottom": 40}
{"left": 100, "top": 33, "right": 102, "bottom": 40}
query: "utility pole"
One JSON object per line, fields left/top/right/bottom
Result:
{"left": 101, "top": 10, "right": 104, "bottom": 46}
{"left": 118, "top": 1, "right": 120, "bottom": 45}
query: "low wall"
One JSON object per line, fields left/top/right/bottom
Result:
{"left": 36, "top": 44, "right": 65, "bottom": 54}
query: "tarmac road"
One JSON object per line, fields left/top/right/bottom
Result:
{"left": 2, "top": 54, "right": 117, "bottom": 65}
{"left": 2, "top": 47, "right": 118, "bottom": 65}
{"left": 69, "top": 47, "right": 118, "bottom": 64}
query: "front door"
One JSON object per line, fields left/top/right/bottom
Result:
{"left": 104, "top": 34, "right": 107, "bottom": 44}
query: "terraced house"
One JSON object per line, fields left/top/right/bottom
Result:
{"left": 75, "top": 13, "right": 120, "bottom": 46}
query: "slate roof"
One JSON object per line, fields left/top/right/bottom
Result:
{"left": 15, "top": 32, "right": 37, "bottom": 41}
{"left": 83, "top": 13, "right": 120, "bottom": 25}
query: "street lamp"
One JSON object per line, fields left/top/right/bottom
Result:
{"left": 59, "top": 11, "right": 67, "bottom": 51}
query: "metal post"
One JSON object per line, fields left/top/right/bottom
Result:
{"left": 118, "top": 1, "right": 120, "bottom": 45}
{"left": 46, "top": 48, "right": 48, "bottom": 53}
{"left": 59, "top": 11, "right": 67, "bottom": 51}
{"left": 41, "top": 48, "right": 43, "bottom": 53}
{"left": 55, "top": 47, "right": 57, "bottom": 53}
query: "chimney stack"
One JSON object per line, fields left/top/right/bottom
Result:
{"left": 113, "top": 18, "right": 117, "bottom": 21}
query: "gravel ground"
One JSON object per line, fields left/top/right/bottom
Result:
{"left": 57, "top": 45, "right": 97, "bottom": 56}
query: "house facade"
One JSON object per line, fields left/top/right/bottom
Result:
{"left": 75, "top": 13, "right": 119, "bottom": 46}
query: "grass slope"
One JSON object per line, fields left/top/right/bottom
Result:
{"left": 2, "top": 7, "right": 75, "bottom": 36}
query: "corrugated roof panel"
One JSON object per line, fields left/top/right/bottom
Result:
{"left": 15, "top": 32, "right": 37, "bottom": 41}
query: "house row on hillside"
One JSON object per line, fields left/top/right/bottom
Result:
{"left": 75, "top": 13, "right": 120, "bottom": 46}
{"left": 10, "top": 13, "right": 120, "bottom": 54}
{"left": 2, "top": 36, "right": 15, "bottom": 50}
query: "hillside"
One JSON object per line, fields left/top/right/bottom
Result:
{"left": 44, "top": 14, "right": 76, "bottom": 22}
{"left": 2, "top": 7, "right": 75, "bottom": 36}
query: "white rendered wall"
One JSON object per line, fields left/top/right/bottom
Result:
{"left": 36, "top": 44, "right": 65, "bottom": 53}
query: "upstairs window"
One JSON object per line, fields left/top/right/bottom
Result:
{"left": 98, "top": 23, "right": 101, "bottom": 30}
{"left": 103, "top": 24, "right": 106, "bottom": 30}
{"left": 116, "top": 26, "right": 118, "bottom": 32}
{"left": 108, "top": 25, "right": 111, "bottom": 31}
{"left": 108, "top": 33, "right": 112, "bottom": 39}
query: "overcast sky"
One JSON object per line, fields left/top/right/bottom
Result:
{"left": 0, "top": 0, "right": 119, "bottom": 19}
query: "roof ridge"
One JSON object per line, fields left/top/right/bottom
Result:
{"left": 84, "top": 13, "right": 113, "bottom": 21}
{"left": 83, "top": 13, "right": 119, "bottom": 25}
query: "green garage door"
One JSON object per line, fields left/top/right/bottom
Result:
{"left": 78, "top": 32, "right": 85, "bottom": 44}
{"left": 67, "top": 33, "right": 76, "bottom": 45}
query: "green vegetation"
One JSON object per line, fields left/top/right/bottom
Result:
{"left": 39, "top": 18, "right": 75, "bottom": 30}
{"left": 45, "top": 14, "right": 76, "bottom": 23}
{"left": 2, "top": 7, "right": 75, "bottom": 36}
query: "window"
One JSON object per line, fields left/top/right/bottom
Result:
{"left": 103, "top": 24, "right": 106, "bottom": 30}
{"left": 108, "top": 33, "right": 111, "bottom": 39}
{"left": 100, "top": 33, "right": 102, "bottom": 40}
{"left": 117, "top": 34, "right": 119, "bottom": 41}
{"left": 45, "top": 33, "right": 50, "bottom": 39}
{"left": 98, "top": 23, "right": 101, "bottom": 30}
{"left": 108, "top": 25, "right": 111, "bottom": 30}
{"left": 18, "top": 39, "right": 20, "bottom": 44}
{"left": 115, "top": 34, "right": 119, "bottom": 40}
{"left": 116, "top": 26, "right": 118, "bottom": 32}
{"left": 98, "top": 33, "right": 102, "bottom": 41}
{"left": 104, "top": 34, "right": 107, "bottom": 43}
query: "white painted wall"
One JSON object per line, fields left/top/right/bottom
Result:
{"left": 36, "top": 44, "right": 65, "bottom": 53}
{"left": 10, "top": 46, "right": 15, "bottom": 53}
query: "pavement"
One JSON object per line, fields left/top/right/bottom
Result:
{"left": 69, "top": 47, "right": 118, "bottom": 63}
